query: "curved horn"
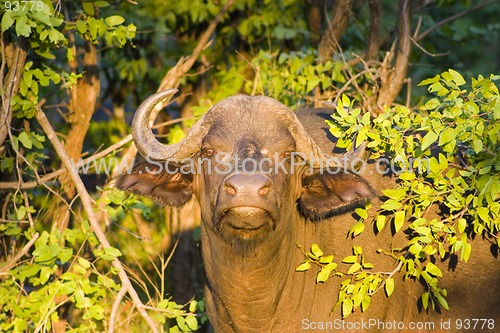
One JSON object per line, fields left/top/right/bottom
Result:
{"left": 133, "top": 91, "right": 350, "bottom": 167}
{"left": 133, "top": 89, "right": 213, "bottom": 161}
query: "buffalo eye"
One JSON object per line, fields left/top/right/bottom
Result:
{"left": 284, "top": 151, "right": 293, "bottom": 158}
{"left": 201, "top": 147, "right": 214, "bottom": 157}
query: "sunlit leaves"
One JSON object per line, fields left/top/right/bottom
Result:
{"left": 323, "top": 70, "right": 499, "bottom": 318}
{"left": 384, "top": 278, "right": 395, "bottom": 297}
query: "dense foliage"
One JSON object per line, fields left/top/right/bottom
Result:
{"left": 297, "top": 71, "right": 499, "bottom": 317}
{"left": 1, "top": 0, "right": 499, "bottom": 331}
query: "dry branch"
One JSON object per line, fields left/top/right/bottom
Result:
{"left": 0, "top": 134, "right": 133, "bottom": 189}
{"left": 415, "top": 0, "right": 500, "bottom": 43}
{"left": 0, "top": 232, "right": 39, "bottom": 275}
{"left": 1, "top": 35, "right": 28, "bottom": 148}
{"left": 376, "top": 0, "right": 412, "bottom": 110}
{"left": 35, "top": 108, "right": 160, "bottom": 333}
{"left": 318, "top": 0, "right": 353, "bottom": 64}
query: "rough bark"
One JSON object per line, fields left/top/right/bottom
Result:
{"left": 376, "top": 0, "right": 412, "bottom": 110}
{"left": 366, "top": 0, "right": 382, "bottom": 61}
{"left": 317, "top": 0, "right": 353, "bottom": 63}
{"left": 1, "top": 35, "right": 28, "bottom": 148}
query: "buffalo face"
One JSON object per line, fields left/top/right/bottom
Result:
{"left": 116, "top": 90, "right": 375, "bottom": 245}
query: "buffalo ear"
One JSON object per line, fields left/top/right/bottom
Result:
{"left": 298, "top": 171, "right": 375, "bottom": 221}
{"left": 116, "top": 162, "right": 193, "bottom": 207}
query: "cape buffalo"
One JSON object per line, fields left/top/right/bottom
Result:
{"left": 117, "top": 89, "right": 499, "bottom": 332}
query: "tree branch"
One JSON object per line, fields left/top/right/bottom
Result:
{"left": 0, "top": 134, "right": 133, "bottom": 189}
{"left": 415, "top": 0, "right": 500, "bottom": 42}
{"left": 108, "top": 285, "right": 128, "bottom": 333}
{"left": 366, "top": 0, "right": 382, "bottom": 61}
{"left": 0, "top": 35, "right": 28, "bottom": 148}
{"left": 158, "top": 0, "right": 235, "bottom": 91}
{"left": 0, "top": 232, "right": 39, "bottom": 275}
{"left": 376, "top": 0, "right": 412, "bottom": 110}
{"left": 318, "top": 0, "right": 353, "bottom": 63}
{"left": 35, "top": 108, "right": 159, "bottom": 333}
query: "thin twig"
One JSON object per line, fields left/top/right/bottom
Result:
{"left": 0, "top": 232, "right": 39, "bottom": 274}
{"left": 35, "top": 107, "right": 159, "bottom": 333}
{"left": 109, "top": 285, "right": 128, "bottom": 333}
{"left": 367, "top": 260, "right": 404, "bottom": 296}
{"left": 415, "top": 0, "right": 500, "bottom": 42}
{"left": 0, "top": 134, "right": 133, "bottom": 189}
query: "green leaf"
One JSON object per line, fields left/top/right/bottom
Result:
{"left": 15, "top": 15, "right": 31, "bottom": 37}
{"left": 105, "top": 15, "right": 125, "bottom": 27}
{"left": 421, "top": 291, "right": 430, "bottom": 310}
{"left": 39, "top": 266, "right": 52, "bottom": 285}
{"left": 342, "top": 299, "right": 353, "bottom": 318}
{"left": 18, "top": 131, "right": 32, "bottom": 149}
{"left": 457, "top": 218, "right": 467, "bottom": 233}
{"left": 342, "top": 255, "right": 357, "bottom": 264}
{"left": 448, "top": 69, "right": 466, "bottom": 86}
{"left": 310, "top": 244, "right": 324, "bottom": 258}
{"left": 347, "top": 262, "right": 361, "bottom": 274}
{"left": 296, "top": 261, "right": 311, "bottom": 272}
{"left": 421, "top": 130, "right": 438, "bottom": 151}
{"left": 382, "top": 189, "right": 406, "bottom": 200}
{"left": 185, "top": 315, "right": 199, "bottom": 331}
{"left": 361, "top": 294, "right": 371, "bottom": 312}
{"left": 319, "top": 255, "right": 334, "bottom": 264}
{"left": 317, "top": 267, "right": 332, "bottom": 283}
{"left": 477, "top": 207, "right": 489, "bottom": 222}
{"left": 385, "top": 277, "right": 394, "bottom": 297}
{"left": 409, "top": 243, "right": 423, "bottom": 255}
{"left": 435, "top": 292, "right": 449, "bottom": 310}
{"left": 104, "top": 246, "right": 122, "bottom": 258}
{"left": 381, "top": 199, "right": 402, "bottom": 211}
{"left": 472, "top": 139, "right": 483, "bottom": 153}
{"left": 1, "top": 11, "right": 14, "bottom": 32}
{"left": 394, "top": 210, "right": 405, "bottom": 232}
{"left": 349, "top": 221, "right": 365, "bottom": 237}
{"left": 77, "top": 257, "right": 91, "bottom": 269}
{"left": 376, "top": 215, "right": 386, "bottom": 232}
{"left": 438, "top": 127, "right": 456, "bottom": 145}
{"left": 461, "top": 242, "right": 471, "bottom": 262}
{"left": 94, "top": 1, "right": 110, "bottom": 7}
{"left": 424, "top": 98, "right": 440, "bottom": 110}
{"left": 189, "top": 300, "right": 197, "bottom": 313}
{"left": 76, "top": 20, "right": 87, "bottom": 34}
{"left": 82, "top": 2, "right": 95, "bottom": 15}
{"left": 425, "top": 262, "right": 442, "bottom": 277}
{"left": 418, "top": 75, "right": 440, "bottom": 86}
{"left": 355, "top": 208, "right": 368, "bottom": 219}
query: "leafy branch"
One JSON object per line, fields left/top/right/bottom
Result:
{"left": 35, "top": 107, "right": 159, "bottom": 332}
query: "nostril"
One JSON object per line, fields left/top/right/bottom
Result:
{"left": 225, "top": 183, "right": 237, "bottom": 196}
{"left": 258, "top": 185, "right": 270, "bottom": 196}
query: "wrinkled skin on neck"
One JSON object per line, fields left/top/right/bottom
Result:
{"left": 191, "top": 109, "right": 302, "bottom": 331}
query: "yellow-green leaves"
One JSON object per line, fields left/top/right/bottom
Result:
{"left": 296, "top": 244, "right": 339, "bottom": 283}
{"left": 296, "top": 261, "right": 311, "bottom": 272}
{"left": 325, "top": 70, "right": 499, "bottom": 318}
{"left": 421, "top": 130, "right": 438, "bottom": 151}
{"left": 442, "top": 69, "right": 466, "bottom": 86}
{"left": 384, "top": 277, "right": 395, "bottom": 297}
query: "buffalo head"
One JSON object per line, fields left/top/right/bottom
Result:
{"left": 117, "top": 89, "right": 374, "bottom": 245}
